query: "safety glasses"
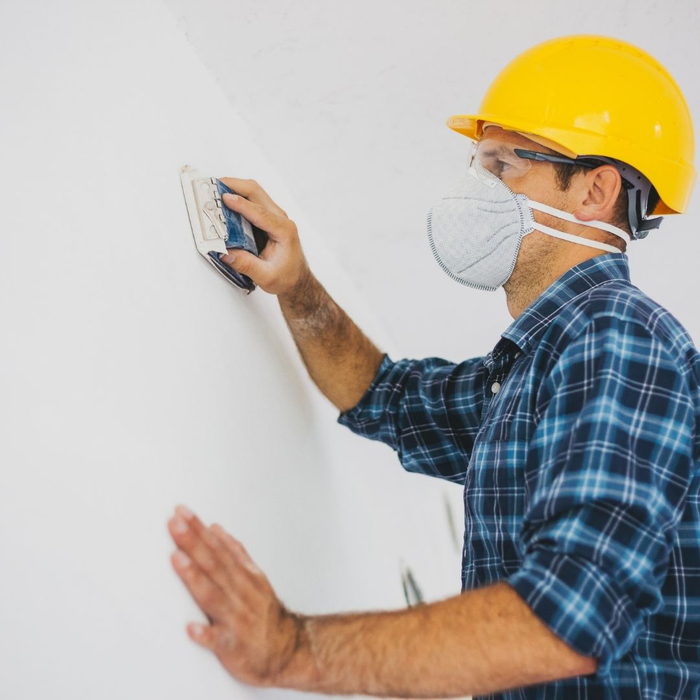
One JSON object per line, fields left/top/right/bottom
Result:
{"left": 467, "top": 138, "right": 662, "bottom": 239}
{"left": 469, "top": 138, "right": 635, "bottom": 191}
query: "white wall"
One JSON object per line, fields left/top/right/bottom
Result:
{"left": 0, "top": 2, "right": 465, "bottom": 697}
{"left": 163, "top": 0, "right": 700, "bottom": 359}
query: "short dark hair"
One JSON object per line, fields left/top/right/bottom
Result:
{"left": 551, "top": 162, "right": 661, "bottom": 252}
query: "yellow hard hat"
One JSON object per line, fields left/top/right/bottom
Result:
{"left": 446, "top": 35, "right": 696, "bottom": 220}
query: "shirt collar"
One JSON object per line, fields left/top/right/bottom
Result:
{"left": 497, "top": 252, "right": 631, "bottom": 356}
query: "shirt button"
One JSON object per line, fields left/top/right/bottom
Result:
{"left": 514, "top": 351, "right": 521, "bottom": 359}
{"left": 491, "top": 382, "right": 501, "bottom": 394}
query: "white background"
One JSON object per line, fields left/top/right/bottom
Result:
{"left": 1, "top": 1, "right": 698, "bottom": 698}
{"left": 0, "top": 2, "right": 463, "bottom": 697}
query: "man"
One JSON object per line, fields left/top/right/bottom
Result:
{"left": 167, "top": 36, "right": 700, "bottom": 697}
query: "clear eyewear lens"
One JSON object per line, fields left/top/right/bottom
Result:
{"left": 470, "top": 139, "right": 533, "bottom": 182}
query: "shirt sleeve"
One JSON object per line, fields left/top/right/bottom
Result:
{"left": 504, "top": 314, "right": 695, "bottom": 679}
{"left": 337, "top": 352, "right": 488, "bottom": 484}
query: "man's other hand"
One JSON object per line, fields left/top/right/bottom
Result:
{"left": 168, "top": 504, "right": 303, "bottom": 687}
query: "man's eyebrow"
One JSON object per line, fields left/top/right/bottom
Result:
{"left": 480, "top": 145, "right": 518, "bottom": 158}
{"left": 479, "top": 142, "right": 509, "bottom": 153}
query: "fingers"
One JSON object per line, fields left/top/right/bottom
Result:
{"left": 168, "top": 505, "right": 240, "bottom": 609}
{"left": 221, "top": 192, "right": 295, "bottom": 245}
{"left": 210, "top": 178, "right": 309, "bottom": 297}
{"left": 205, "top": 522, "right": 270, "bottom": 614}
{"left": 220, "top": 248, "right": 272, "bottom": 288}
{"left": 170, "top": 547, "right": 231, "bottom": 623}
{"left": 218, "top": 177, "right": 288, "bottom": 218}
{"left": 168, "top": 505, "right": 265, "bottom": 620}
{"left": 210, "top": 522, "right": 263, "bottom": 578}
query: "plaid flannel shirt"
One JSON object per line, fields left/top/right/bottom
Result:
{"left": 338, "top": 253, "right": 700, "bottom": 699}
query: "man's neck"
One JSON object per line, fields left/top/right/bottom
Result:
{"left": 504, "top": 251, "right": 603, "bottom": 320}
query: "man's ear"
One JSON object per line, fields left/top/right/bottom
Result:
{"left": 572, "top": 165, "right": 622, "bottom": 223}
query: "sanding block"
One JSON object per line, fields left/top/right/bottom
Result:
{"left": 180, "top": 165, "right": 268, "bottom": 293}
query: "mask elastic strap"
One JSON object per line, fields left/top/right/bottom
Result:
{"left": 528, "top": 200, "right": 632, "bottom": 243}
{"left": 527, "top": 220, "right": 622, "bottom": 253}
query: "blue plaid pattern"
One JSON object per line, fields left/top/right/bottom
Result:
{"left": 338, "top": 253, "right": 700, "bottom": 698}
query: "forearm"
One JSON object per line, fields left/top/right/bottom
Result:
{"left": 276, "top": 582, "right": 597, "bottom": 697}
{"left": 278, "top": 268, "right": 385, "bottom": 412}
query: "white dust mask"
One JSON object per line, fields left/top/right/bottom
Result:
{"left": 426, "top": 162, "right": 631, "bottom": 291}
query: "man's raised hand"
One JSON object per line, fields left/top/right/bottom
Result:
{"left": 218, "top": 178, "right": 310, "bottom": 297}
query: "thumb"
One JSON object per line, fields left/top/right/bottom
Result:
{"left": 220, "top": 249, "right": 267, "bottom": 284}
{"left": 187, "top": 621, "right": 237, "bottom": 654}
